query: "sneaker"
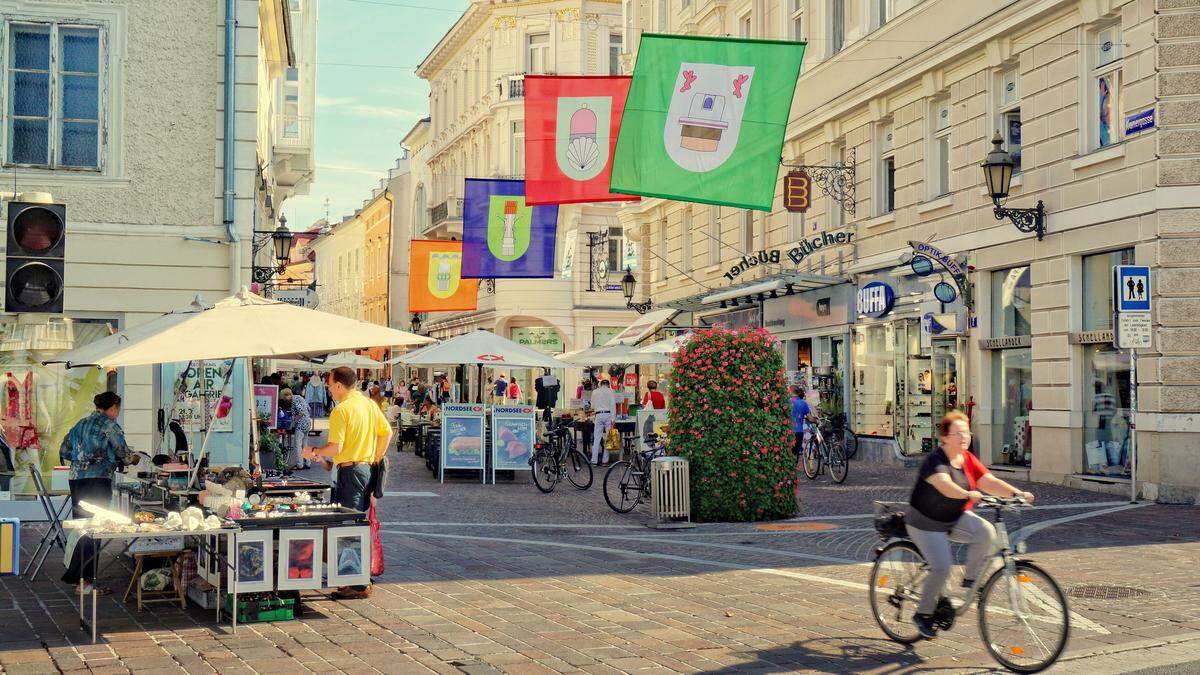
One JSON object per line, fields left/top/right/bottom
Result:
{"left": 961, "top": 578, "right": 975, "bottom": 589}
{"left": 331, "top": 585, "right": 372, "bottom": 600}
{"left": 913, "top": 613, "right": 938, "bottom": 639}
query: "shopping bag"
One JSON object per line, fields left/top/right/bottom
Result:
{"left": 368, "top": 498, "right": 384, "bottom": 577}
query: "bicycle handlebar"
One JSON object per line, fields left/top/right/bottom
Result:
{"left": 977, "top": 495, "right": 1030, "bottom": 508}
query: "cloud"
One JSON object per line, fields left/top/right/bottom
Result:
{"left": 314, "top": 95, "right": 424, "bottom": 122}
{"left": 316, "top": 95, "right": 356, "bottom": 107}
{"left": 317, "top": 163, "right": 388, "bottom": 178}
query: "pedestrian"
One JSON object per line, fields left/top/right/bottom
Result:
{"left": 641, "top": 380, "right": 666, "bottom": 410}
{"left": 789, "top": 385, "right": 812, "bottom": 457}
{"left": 409, "top": 376, "right": 423, "bottom": 411}
{"left": 506, "top": 376, "right": 521, "bottom": 404}
{"left": 590, "top": 379, "right": 615, "bottom": 465}
{"left": 59, "top": 392, "right": 141, "bottom": 594}
{"left": 369, "top": 384, "right": 386, "bottom": 411}
{"left": 303, "top": 366, "right": 391, "bottom": 599}
{"left": 289, "top": 373, "right": 302, "bottom": 395}
{"left": 492, "top": 373, "right": 508, "bottom": 405}
{"left": 382, "top": 378, "right": 394, "bottom": 400}
{"left": 279, "top": 388, "right": 312, "bottom": 470}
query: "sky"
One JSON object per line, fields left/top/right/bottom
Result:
{"left": 281, "top": 0, "right": 471, "bottom": 231}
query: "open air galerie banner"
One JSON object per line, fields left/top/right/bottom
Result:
{"left": 461, "top": 179, "right": 558, "bottom": 279}
{"left": 611, "top": 34, "right": 807, "bottom": 211}
{"left": 523, "top": 75, "right": 639, "bottom": 206}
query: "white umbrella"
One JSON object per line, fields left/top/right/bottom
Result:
{"left": 634, "top": 332, "right": 693, "bottom": 356}
{"left": 47, "top": 288, "right": 433, "bottom": 369}
{"left": 390, "top": 329, "right": 562, "bottom": 369}
{"left": 557, "top": 342, "right": 670, "bottom": 366}
{"left": 275, "top": 351, "right": 385, "bottom": 372}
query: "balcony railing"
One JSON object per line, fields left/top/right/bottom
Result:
{"left": 276, "top": 114, "right": 312, "bottom": 147}
{"left": 429, "top": 198, "right": 464, "bottom": 228}
{"left": 496, "top": 73, "right": 525, "bottom": 100}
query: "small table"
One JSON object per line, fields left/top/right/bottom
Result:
{"left": 65, "top": 524, "right": 240, "bottom": 643}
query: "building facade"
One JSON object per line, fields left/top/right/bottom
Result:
{"left": 620, "top": 0, "right": 1200, "bottom": 502}
{"left": 311, "top": 214, "right": 365, "bottom": 321}
{"left": 413, "top": 0, "right": 638, "bottom": 397}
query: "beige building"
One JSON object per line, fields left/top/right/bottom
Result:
{"left": 620, "top": 0, "right": 1200, "bottom": 502}
{"left": 311, "top": 212, "right": 366, "bottom": 321}
{"left": 413, "top": 0, "right": 638, "bottom": 398}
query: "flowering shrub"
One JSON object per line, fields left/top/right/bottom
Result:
{"left": 667, "top": 326, "right": 796, "bottom": 522}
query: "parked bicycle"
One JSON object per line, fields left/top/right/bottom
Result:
{"left": 869, "top": 496, "right": 1069, "bottom": 673}
{"left": 828, "top": 412, "right": 859, "bottom": 460}
{"left": 801, "top": 421, "right": 849, "bottom": 483}
{"left": 603, "top": 432, "right": 664, "bottom": 513}
{"left": 530, "top": 418, "right": 592, "bottom": 493}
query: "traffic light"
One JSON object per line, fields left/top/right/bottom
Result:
{"left": 783, "top": 170, "right": 811, "bottom": 213}
{"left": 6, "top": 201, "right": 66, "bottom": 313}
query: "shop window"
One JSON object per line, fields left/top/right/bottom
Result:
{"left": 997, "top": 66, "right": 1021, "bottom": 174}
{"left": 992, "top": 348, "right": 1032, "bottom": 467}
{"left": 1082, "top": 248, "right": 1133, "bottom": 331}
{"left": 1088, "top": 24, "right": 1123, "bottom": 151}
{"left": 991, "top": 266, "right": 1031, "bottom": 336}
{"left": 1081, "top": 248, "right": 1133, "bottom": 477}
{"left": 851, "top": 323, "right": 895, "bottom": 439}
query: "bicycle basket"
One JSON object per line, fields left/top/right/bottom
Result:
{"left": 873, "top": 501, "right": 908, "bottom": 540}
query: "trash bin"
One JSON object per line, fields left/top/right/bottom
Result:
{"left": 650, "top": 456, "right": 693, "bottom": 529}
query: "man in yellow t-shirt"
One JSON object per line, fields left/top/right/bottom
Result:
{"left": 304, "top": 366, "right": 391, "bottom": 599}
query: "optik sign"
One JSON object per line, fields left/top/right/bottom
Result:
{"left": 856, "top": 281, "right": 895, "bottom": 318}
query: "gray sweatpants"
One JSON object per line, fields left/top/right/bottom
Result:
{"left": 907, "top": 510, "right": 996, "bottom": 615}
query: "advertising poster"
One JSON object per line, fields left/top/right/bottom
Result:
{"left": 174, "top": 360, "right": 235, "bottom": 433}
{"left": 440, "top": 404, "right": 486, "bottom": 482}
{"left": 491, "top": 406, "right": 536, "bottom": 480}
{"left": 253, "top": 384, "right": 279, "bottom": 430}
{"left": 636, "top": 408, "right": 669, "bottom": 454}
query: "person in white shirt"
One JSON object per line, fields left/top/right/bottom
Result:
{"left": 590, "top": 379, "right": 616, "bottom": 465}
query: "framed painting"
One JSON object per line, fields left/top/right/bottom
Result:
{"left": 277, "top": 529, "right": 323, "bottom": 590}
{"left": 326, "top": 526, "right": 370, "bottom": 588}
{"left": 231, "top": 530, "right": 273, "bottom": 593}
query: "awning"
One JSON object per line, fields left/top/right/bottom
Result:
{"left": 555, "top": 343, "right": 670, "bottom": 366}
{"left": 661, "top": 273, "right": 846, "bottom": 313}
{"left": 389, "top": 329, "right": 562, "bottom": 369}
{"left": 606, "top": 308, "right": 681, "bottom": 346}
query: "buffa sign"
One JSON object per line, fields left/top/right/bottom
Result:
{"left": 723, "top": 229, "right": 855, "bottom": 281}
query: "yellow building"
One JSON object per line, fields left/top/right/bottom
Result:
{"left": 362, "top": 190, "right": 393, "bottom": 328}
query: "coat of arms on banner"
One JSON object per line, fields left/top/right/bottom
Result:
{"left": 665, "top": 64, "right": 754, "bottom": 173}
{"left": 487, "top": 196, "right": 533, "bottom": 262}
{"left": 556, "top": 97, "right": 611, "bottom": 181}
{"left": 427, "top": 250, "right": 463, "bottom": 298}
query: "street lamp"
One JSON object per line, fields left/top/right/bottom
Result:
{"left": 981, "top": 132, "right": 1045, "bottom": 240}
{"left": 410, "top": 312, "right": 424, "bottom": 334}
{"left": 251, "top": 217, "right": 296, "bottom": 286}
{"left": 621, "top": 267, "right": 653, "bottom": 315}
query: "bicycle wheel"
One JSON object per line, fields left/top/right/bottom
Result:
{"left": 869, "top": 540, "right": 928, "bottom": 644}
{"left": 566, "top": 450, "right": 593, "bottom": 490}
{"left": 978, "top": 560, "right": 1070, "bottom": 673}
{"left": 801, "top": 438, "right": 821, "bottom": 480}
{"left": 842, "top": 429, "right": 859, "bottom": 460}
{"left": 603, "top": 461, "right": 639, "bottom": 513}
{"left": 828, "top": 441, "right": 849, "bottom": 484}
{"left": 531, "top": 450, "right": 559, "bottom": 493}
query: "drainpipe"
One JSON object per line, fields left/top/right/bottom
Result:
{"left": 223, "top": 0, "right": 241, "bottom": 294}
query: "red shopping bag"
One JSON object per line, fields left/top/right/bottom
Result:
{"left": 368, "top": 497, "right": 384, "bottom": 577}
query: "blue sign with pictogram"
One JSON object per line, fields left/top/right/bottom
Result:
{"left": 1114, "top": 265, "right": 1151, "bottom": 313}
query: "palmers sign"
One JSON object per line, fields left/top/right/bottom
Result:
{"left": 723, "top": 229, "right": 855, "bottom": 281}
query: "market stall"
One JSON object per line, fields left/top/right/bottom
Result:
{"left": 40, "top": 289, "right": 431, "bottom": 635}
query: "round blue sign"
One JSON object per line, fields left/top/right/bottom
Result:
{"left": 911, "top": 255, "right": 935, "bottom": 277}
{"left": 856, "top": 281, "right": 896, "bottom": 318}
{"left": 934, "top": 281, "right": 958, "bottom": 303}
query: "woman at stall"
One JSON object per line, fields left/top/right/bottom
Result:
{"left": 279, "top": 388, "right": 312, "bottom": 471}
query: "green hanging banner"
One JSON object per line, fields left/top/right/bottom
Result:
{"left": 610, "top": 33, "right": 806, "bottom": 211}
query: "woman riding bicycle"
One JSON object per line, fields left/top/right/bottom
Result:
{"left": 906, "top": 411, "right": 1034, "bottom": 639}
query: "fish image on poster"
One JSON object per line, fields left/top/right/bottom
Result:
{"left": 664, "top": 63, "right": 754, "bottom": 173}
{"left": 427, "top": 251, "right": 462, "bottom": 298}
{"left": 486, "top": 196, "right": 532, "bottom": 262}
{"left": 556, "top": 96, "right": 611, "bottom": 181}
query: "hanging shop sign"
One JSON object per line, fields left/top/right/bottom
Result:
{"left": 440, "top": 404, "right": 486, "bottom": 483}
{"left": 908, "top": 240, "right": 972, "bottom": 309}
{"left": 491, "top": 406, "right": 536, "bottom": 481}
{"left": 723, "top": 229, "right": 855, "bottom": 281}
{"left": 511, "top": 326, "right": 565, "bottom": 354}
{"left": 783, "top": 170, "right": 811, "bottom": 213}
{"left": 856, "top": 281, "right": 896, "bottom": 319}
{"left": 763, "top": 284, "right": 852, "bottom": 334}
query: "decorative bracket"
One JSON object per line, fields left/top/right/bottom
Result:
{"left": 626, "top": 299, "right": 653, "bottom": 315}
{"left": 782, "top": 147, "right": 856, "bottom": 217}
{"left": 483, "top": 278, "right": 496, "bottom": 294}
{"left": 993, "top": 200, "right": 1045, "bottom": 241}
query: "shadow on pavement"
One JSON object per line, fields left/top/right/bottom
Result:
{"left": 695, "top": 636, "right": 975, "bottom": 674}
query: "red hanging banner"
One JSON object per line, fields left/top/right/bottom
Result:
{"left": 524, "top": 75, "right": 640, "bottom": 206}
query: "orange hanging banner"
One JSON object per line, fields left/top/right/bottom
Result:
{"left": 408, "top": 240, "right": 479, "bottom": 312}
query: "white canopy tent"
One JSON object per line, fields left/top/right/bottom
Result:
{"left": 634, "top": 332, "right": 694, "bottom": 356}
{"left": 555, "top": 342, "right": 670, "bottom": 366}
{"left": 46, "top": 289, "right": 433, "bottom": 483}
{"left": 390, "top": 330, "right": 563, "bottom": 403}
{"left": 274, "top": 351, "right": 385, "bottom": 372}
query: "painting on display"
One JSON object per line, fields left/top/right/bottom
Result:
{"left": 636, "top": 408, "right": 669, "bottom": 454}
{"left": 408, "top": 240, "right": 480, "bottom": 312}
{"left": 277, "top": 529, "right": 323, "bottom": 591}
{"left": 231, "top": 531, "right": 273, "bottom": 593}
{"left": 611, "top": 34, "right": 806, "bottom": 211}
{"left": 461, "top": 179, "right": 559, "bottom": 279}
{"left": 326, "top": 526, "right": 371, "bottom": 588}
{"left": 524, "top": 75, "right": 639, "bottom": 205}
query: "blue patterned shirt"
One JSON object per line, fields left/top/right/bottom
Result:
{"left": 59, "top": 411, "right": 133, "bottom": 480}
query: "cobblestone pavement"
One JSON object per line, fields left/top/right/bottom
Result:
{"left": 2, "top": 435, "right": 1198, "bottom": 674}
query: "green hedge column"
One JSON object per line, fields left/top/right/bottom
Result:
{"left": 668, "top": 327, "right": 796, "bottom": 522}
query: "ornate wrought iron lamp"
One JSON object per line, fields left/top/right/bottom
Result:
{"left": 981, "top": 132, "right": 1045, "bottom": 240}
{"left": 621, "top": 267, "right": 653, "bottom": 315}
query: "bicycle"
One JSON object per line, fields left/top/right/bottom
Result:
{"left": 801, "top": 421, "right": 849, "bottom": 483}
{"left": 529, "top": 418, "right": 592, "bottom": 493}
{"left": 869, "top": 496, "right": 1069, "bottom": 673}
{"left": 603, "top": 432, "right": 664, "bottom": 513}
